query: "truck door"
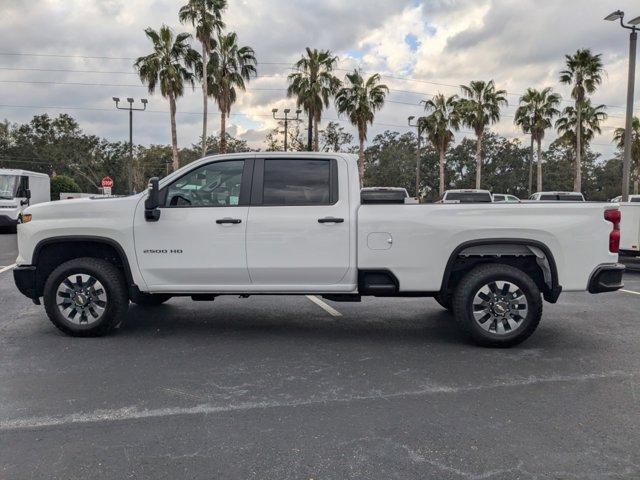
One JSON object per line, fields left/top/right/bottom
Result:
{"left": 134, "top": 158, "right": 253, "bottom": 290}
{"left": 246, "top": 157, "right": 351, "bottom": 286}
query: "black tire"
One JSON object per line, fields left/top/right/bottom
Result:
{"left": 130, "top": 292, "right": 172, "bottom": 306}
{"left": 43, "top": 258, "right": 129, "bottom": 337}
{"left": 434, "top": 294, "right": 452, "bottom": 311}
{"left": 452, "top": 264, "right": 542, "bottom": 347}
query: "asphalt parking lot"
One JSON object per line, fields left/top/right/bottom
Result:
{"left": 1, "top": 232, "right": 639, "bottom": 479}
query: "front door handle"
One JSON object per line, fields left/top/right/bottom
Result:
{"left": 318, "top": 217, "right": 344, "bottom": 224}
{"left": 216, "top": 218, "right": 242, "bottom": 224}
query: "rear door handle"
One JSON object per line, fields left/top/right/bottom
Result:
{"left": 318, "top": 217, "right": 344, "bottom": 224}
{"left": 216, "top": 218, "right": 242, "bottom": 224}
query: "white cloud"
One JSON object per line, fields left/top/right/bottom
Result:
{"left": 0, "top": 0, "right": 638, "bottom": 159}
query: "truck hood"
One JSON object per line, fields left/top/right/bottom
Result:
{"left": 25, "top": 194, "right": 143, "bottom": 221}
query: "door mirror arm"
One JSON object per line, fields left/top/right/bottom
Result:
{"left": 144, "top": 177, "right": 161, "bottom": 222}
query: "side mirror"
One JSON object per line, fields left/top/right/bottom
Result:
{"left": 20, "top": 189, "right": 31, "bottom": 206}
{"left": 144, "top": 177, "right": 161, "bottom": 222}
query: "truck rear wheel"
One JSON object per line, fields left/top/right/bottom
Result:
{"left": 452, "top": 264, "right": 542, "bottom": 347}
{"left": 43, "top": 258, "right": 129, "bottom": 337}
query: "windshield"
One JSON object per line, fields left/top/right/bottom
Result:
{"left": 444, "top": 192, "right": 492, "bottom": 203}
{"left": 0, "top": 175, "right": 18, "bottom": 199}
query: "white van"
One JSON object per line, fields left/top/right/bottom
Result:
{"left": 619, "top": 202, "right": 640, "bottom": 256}
{"left": 0, "top": 169, "right": 50, "bottom": 228}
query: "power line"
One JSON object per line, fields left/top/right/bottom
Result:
{"left": 1, "top": 52, "right": 637, "bottom": 111}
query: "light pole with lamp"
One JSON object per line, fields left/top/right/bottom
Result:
{"left": 605, "top": 10, "right": 640, "bottom": 202}
{"left": 113, "top": 97, "right": 147, "bottom": 194}
{"left": 272, "top": 108, "right": 302, "bottom": 151}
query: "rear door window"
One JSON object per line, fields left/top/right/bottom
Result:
{"left": 261, "top": 159, "right": 336, "bottom": 206}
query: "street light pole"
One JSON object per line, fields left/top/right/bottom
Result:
{"left": 113, "top": 97, "right": 147, "bottom": 194}
{"left": 408, "top": 115, "right": 425, "bottom": 200}
{"left": 605, "top": 10, "right": 640, "bottom": 202}
{"left": 272, "top": 108, "right": 302, "bottom": 151}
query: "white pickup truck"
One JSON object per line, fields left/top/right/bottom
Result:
{"left": 13, "top": 153, "right": 624, "bottom": 347}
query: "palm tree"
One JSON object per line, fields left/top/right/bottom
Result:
{"left": 555, "top": 100, "right": 608, "bottom": 160}
{"left": 422, "top": 94, "right": 460, "bottom": 196}
{"left": 335, "top": 69, "right": 388, "bottom": 181}
{"left": 514, "top": 87, "right": 561, "bottom": 192}
{"left": 287, "top": 48, "right": 341, "bottom": 151}
{"left": 207, "top": 31, "right": 257, "bottom": 154}
{"left": 179, "top": 0, "right": 227, "bottom": 157}
{"left": 514, "top": 100, "right": 535, "bottom": 195}
{"left": 559, "top": 49, "right": 604, "bottom": 192}
{"left": 135, "top": 26, "right": 200, "bottom": 171}
{"left": 613, "top": 117, "right": 640, "bottom": 194}
{"left": 459, "top": 80, "right": 508, "bottom": 189}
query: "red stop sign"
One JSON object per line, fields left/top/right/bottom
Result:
{"left": 101, "top": 176, "right": 114, "bottom": 188}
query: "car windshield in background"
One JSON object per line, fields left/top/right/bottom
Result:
{"left": 0, "top": 175, "right": 18, "bottom": 199}
{"left": 631, "top": 197, "right": 640, "bottom": 203}
{"left": 445, "top": 192, "right": 492, "bottom": 203}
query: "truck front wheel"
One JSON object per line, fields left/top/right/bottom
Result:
{"left": 43, "top": 258, "right": 129, "bottom": 337}
{"left": 452, "top": 264, "right": 542, "bottom": 347}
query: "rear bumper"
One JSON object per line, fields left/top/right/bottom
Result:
{"left": 0, "top": 215, "right": 18, "bottom": 227}
{"left": 13, "top": 265, "right": 38, "bottom": 300}
{"left": 588, "top": 263, "right": 625, "bottom": 293}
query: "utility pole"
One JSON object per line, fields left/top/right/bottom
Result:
{"left": 272, "top": 108, "right": 302, "bottom": 151}
{"left": 113, "top": 97, "right": 147, "bottom": 194}
{"left": 605, "top": 10, "right": 640, "bottom": 202}
{"left": 408, "top": 115, "right": 425, "bottom": 200}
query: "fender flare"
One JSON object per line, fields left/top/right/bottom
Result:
{"left": 32, "top": 235, "right": 136, "bottom": 289}
{"left": 439, "top": 238, "right": 560, "bottom": 301}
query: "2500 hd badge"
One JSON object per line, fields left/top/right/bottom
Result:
{"left": 143, "top": 249, "right": 183, "bottom": 254}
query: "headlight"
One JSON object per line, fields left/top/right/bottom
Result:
{"left": 22, "top": 214, "right": 32, "bottom": 223}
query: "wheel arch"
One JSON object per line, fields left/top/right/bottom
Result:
{"left": 32, "top": 236, "right": 136, "bottom": 297}
{"left": 440, "top": 238, "right": 561, "bottom": 303}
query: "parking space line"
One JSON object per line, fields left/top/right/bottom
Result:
{"left": 0, "top": 264, "right": 16, "bottom": 274}
{"left": 621, "top": 289, "right": 640, "bottom": 296}
{"left": 306, "top": 295, "right": 342, "bottom": 317}
{"left": 0, "top": 370, "right": 633, "bottom": 432}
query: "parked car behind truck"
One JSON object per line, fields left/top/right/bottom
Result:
{"left": 0, "top": 169, "right": 50, "bottom": 229}
{"left": 13, "top": 153, "right": 624, "bottom": 347}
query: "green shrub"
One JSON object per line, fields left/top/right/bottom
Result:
{"left": 50, "top": 175, "right": 81, "bottom": 201}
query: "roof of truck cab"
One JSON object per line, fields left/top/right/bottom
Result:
{"left": 0, "top": 168, "right": 50, "bottom": 178}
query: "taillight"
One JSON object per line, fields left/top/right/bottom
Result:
{"left": 604, "top": 209, "right": 621, "bottom": 253}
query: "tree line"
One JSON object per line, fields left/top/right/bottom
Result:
{"left": 0, "top": 111, "right": 635, "bottom": 203}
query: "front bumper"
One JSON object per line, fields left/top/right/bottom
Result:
{"left": 588, "top": 263, "right": 625, "bottom": 293}
{"left": 13, "top": 265, "right": 38, "bottom": 301}
{"left": 0, "top": 215, "right": 18, "bottom": 227}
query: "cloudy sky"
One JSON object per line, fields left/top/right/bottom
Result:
{"left": 1, "top": 0, "right": 638, "bottom": 159}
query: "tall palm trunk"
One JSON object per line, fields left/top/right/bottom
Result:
{"left": 439, "top": 143, "right": 446, "bottom": 197}
{"left": 201, "top": 45, "right": 208, "bottom": 157}
{"left": 475, "top": 131, "right": 482, "bottom": 189}
{"left": 220, "top": 110, "right": 227, "bottom": 154}
{"left": 313, "top": 117, "right": 319, "bottom": 152}
{"left": 574, "top": 97, "right": 582, "bottom": 192}
{"left": 168, "top": 91, "right": 179, "bottom": 171}
{"left": 357, "top": 127, "right": 365, "bottom": 184}
{"left": 536, "top": 138, "right": 543, "bottom": 192}
{"left": 528, "top": 135, "right": 534, "bottom": 195}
